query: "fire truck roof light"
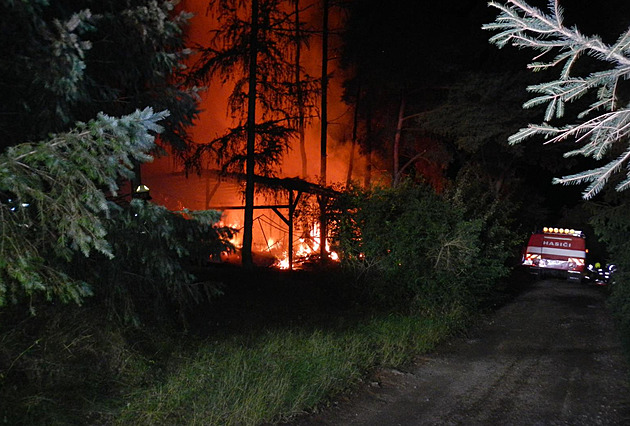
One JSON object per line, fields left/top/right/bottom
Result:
{"left": 543, "top": 227, "right": 582, "bottom": 236}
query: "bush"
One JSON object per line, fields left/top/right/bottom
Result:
{"left": 330, "top": 181, "right": 515, "bottom": 311}
{"left": 589, "top": 190, "right": 630, "bottom": 349}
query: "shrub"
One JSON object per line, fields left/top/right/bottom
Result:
{"left": 330, "top": 181, "right": 514, "bottom": 310}
{"left": 589, "top": 190, "right": 630, "bottom": 349}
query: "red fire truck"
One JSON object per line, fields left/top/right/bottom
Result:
{"left": 522, "top": 227, "right": 586, "bottom": 281}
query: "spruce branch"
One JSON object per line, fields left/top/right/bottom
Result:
{"left": 0, "top": 108, "right": 168, "bottom": 307}
{"left": 553, "top": 145, "right": 630, "bottom": 199}
{"left": 484, "top": 0, "right": 630, "bottom": 198}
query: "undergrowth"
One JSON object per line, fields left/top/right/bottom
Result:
{"left": 0, "top": 294, "right": 469, "bottom": 425}
{"left": 117, "top": 308, "right": 466, "bottom": 425}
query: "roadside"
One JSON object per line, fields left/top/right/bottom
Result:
{"left": 289, "top": 279, "right": 630, "bottom": 425}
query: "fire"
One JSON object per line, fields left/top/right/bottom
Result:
{"left": 277, "top": 257, "right": 290, "bottom": 269}
{"left": 143, "top": 0, "right": 375, "bottom": 213}
{"left": 219, "top": 212, "right": 338, "bottom": 269}
{"left": 139, "top": 0, "right": 442, "bottom": 269}
{"left": 273, "top": 223, "right": 339, "bottom": 269}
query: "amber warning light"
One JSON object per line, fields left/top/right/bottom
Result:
{"left": 542, "top": 227, "right": 583, "bottom": 237}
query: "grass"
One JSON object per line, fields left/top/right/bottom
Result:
{"left": 117, "top": 307, "right": 467, "bottom": 425}
{"left": 1, "top": 266, "right": 479, "bottom": 425}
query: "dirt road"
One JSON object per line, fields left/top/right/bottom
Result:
{"left": 294, "top": 279, "right": 630, "bottom": 425}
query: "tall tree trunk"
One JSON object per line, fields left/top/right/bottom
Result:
{"left": 393, "top": 91, "right": 405, "bottom": 187}
{"left": 364, "top": 111, "right": 373, "bottom": 187}
{"left": 131, "top": 161, "right": 143, "bottom": 195}
{"left": 320, "top": 0, "right": 329, "bottom": 185}
{"left": 243, "top": 0, "right": 259, "bottom": 268}
{"left": 319, "top": 0, "right": 329, "bottom": 261}
{"left": 346, "top": 82, "right": 361, "bottom": 186}
{"left": 295, "top": 0, "right": 307, "bottom": 179}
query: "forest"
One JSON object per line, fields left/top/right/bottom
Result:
{"left": 2, "top": 0, "right": 630, "bottom": 424}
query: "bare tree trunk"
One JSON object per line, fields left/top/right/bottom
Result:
{"left": 243, "top": 0, "right": 259, "bottom": 269}
{"left": 320, "top": 0, "right": 328, "bottom": 186}
{"left": 346, "top": 131, "right": 356, "bottom": 186}
{"left": 131, "top": 161, "right": 143, "bottom": 195}
{"left": 319, "top": 0, "right": 329, "bottom": 262}
{"left": 393, "top": 91, "right": 405, "bottom": 187}
{"left": 364, "top": 111, "right": 373, "bottom": 187}
{"left": 294, "top": 0, "right": 308, "bottom": 179}
{"left": 346, "top": 82, "right": 361, "bottom": 186}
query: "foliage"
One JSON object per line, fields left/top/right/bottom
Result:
{"left": 1, "top": 268, "right": 468, "bottom": 425}
{"left": 484, "top": 0, "right": 630, "bottom": 199}
{"left": 0, "top": 108, "right": 166, "bottom": 308}
{"left": 588, "top": 189, "right": 630, "bottom": 348}
{"left": 72, "top": 200, "right": 234, "bottom": 325}
{"left": 0, "top": 107, "right": 233, "bottom": 318}
{"left": 417, "top": 72, "right": 530, "bottom": 155}
{"left": 0, "top": 305, "right": 171, "bottom": 425}
{"left": 446, "top": 166, "right": 524, "bottom": 289}
{"left": 0, "top": 0, "right": 199, "bottom": 156}
{"left": 331, "top": 182, "right": 512, "bottom": 310}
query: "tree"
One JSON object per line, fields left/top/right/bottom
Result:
{"left": 589, "top": 187, "right": 630, "bottom": 346}
{"left": 484, "top": 0, "right": 630, "bottom": 199}
{"left": 416, "top": 72, "right": 545, "bottom": 195}
{"left": 0, "top": 0, "right": 199, "bottom": 159}
{"left": 0, "top": 108, "right": 233, "bottom": 316}
{"left": 188, "top": 0, "right": 317, "bottom": 267}
{"left": 0, "top": 2, "right": 234, "bottom": 315}
{"left": 341, "top": 1, "right": 479, "bottom": 188}
{"left": 0, "top": 109, "right": 163, "bottom": 307}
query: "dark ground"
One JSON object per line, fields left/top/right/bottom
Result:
{"left": 287, "top": 279, "right": 630, "bottom": 425}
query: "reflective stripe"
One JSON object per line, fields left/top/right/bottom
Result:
{"left": 526, "top": 246, "right": 585, "bottom": 257}
{"left": 544, "top": 236, "right": 573, "bottom": 241}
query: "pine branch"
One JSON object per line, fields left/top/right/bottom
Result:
{"left": 609, "top": 28, "right": 630, "bottom": 59}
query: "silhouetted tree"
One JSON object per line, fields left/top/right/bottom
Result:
{"left": 188, "top": 0, "right": 318, "bottom": 267}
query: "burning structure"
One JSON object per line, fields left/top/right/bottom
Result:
{"left": 140, "top": 0, "right": 450, "bottom": 268}
{"left": 140, "top": 0, "right": 364, "bottom": 268}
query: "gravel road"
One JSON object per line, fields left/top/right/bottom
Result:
{"left": 293, "top": 279, "right": 630, "bottom": 425}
